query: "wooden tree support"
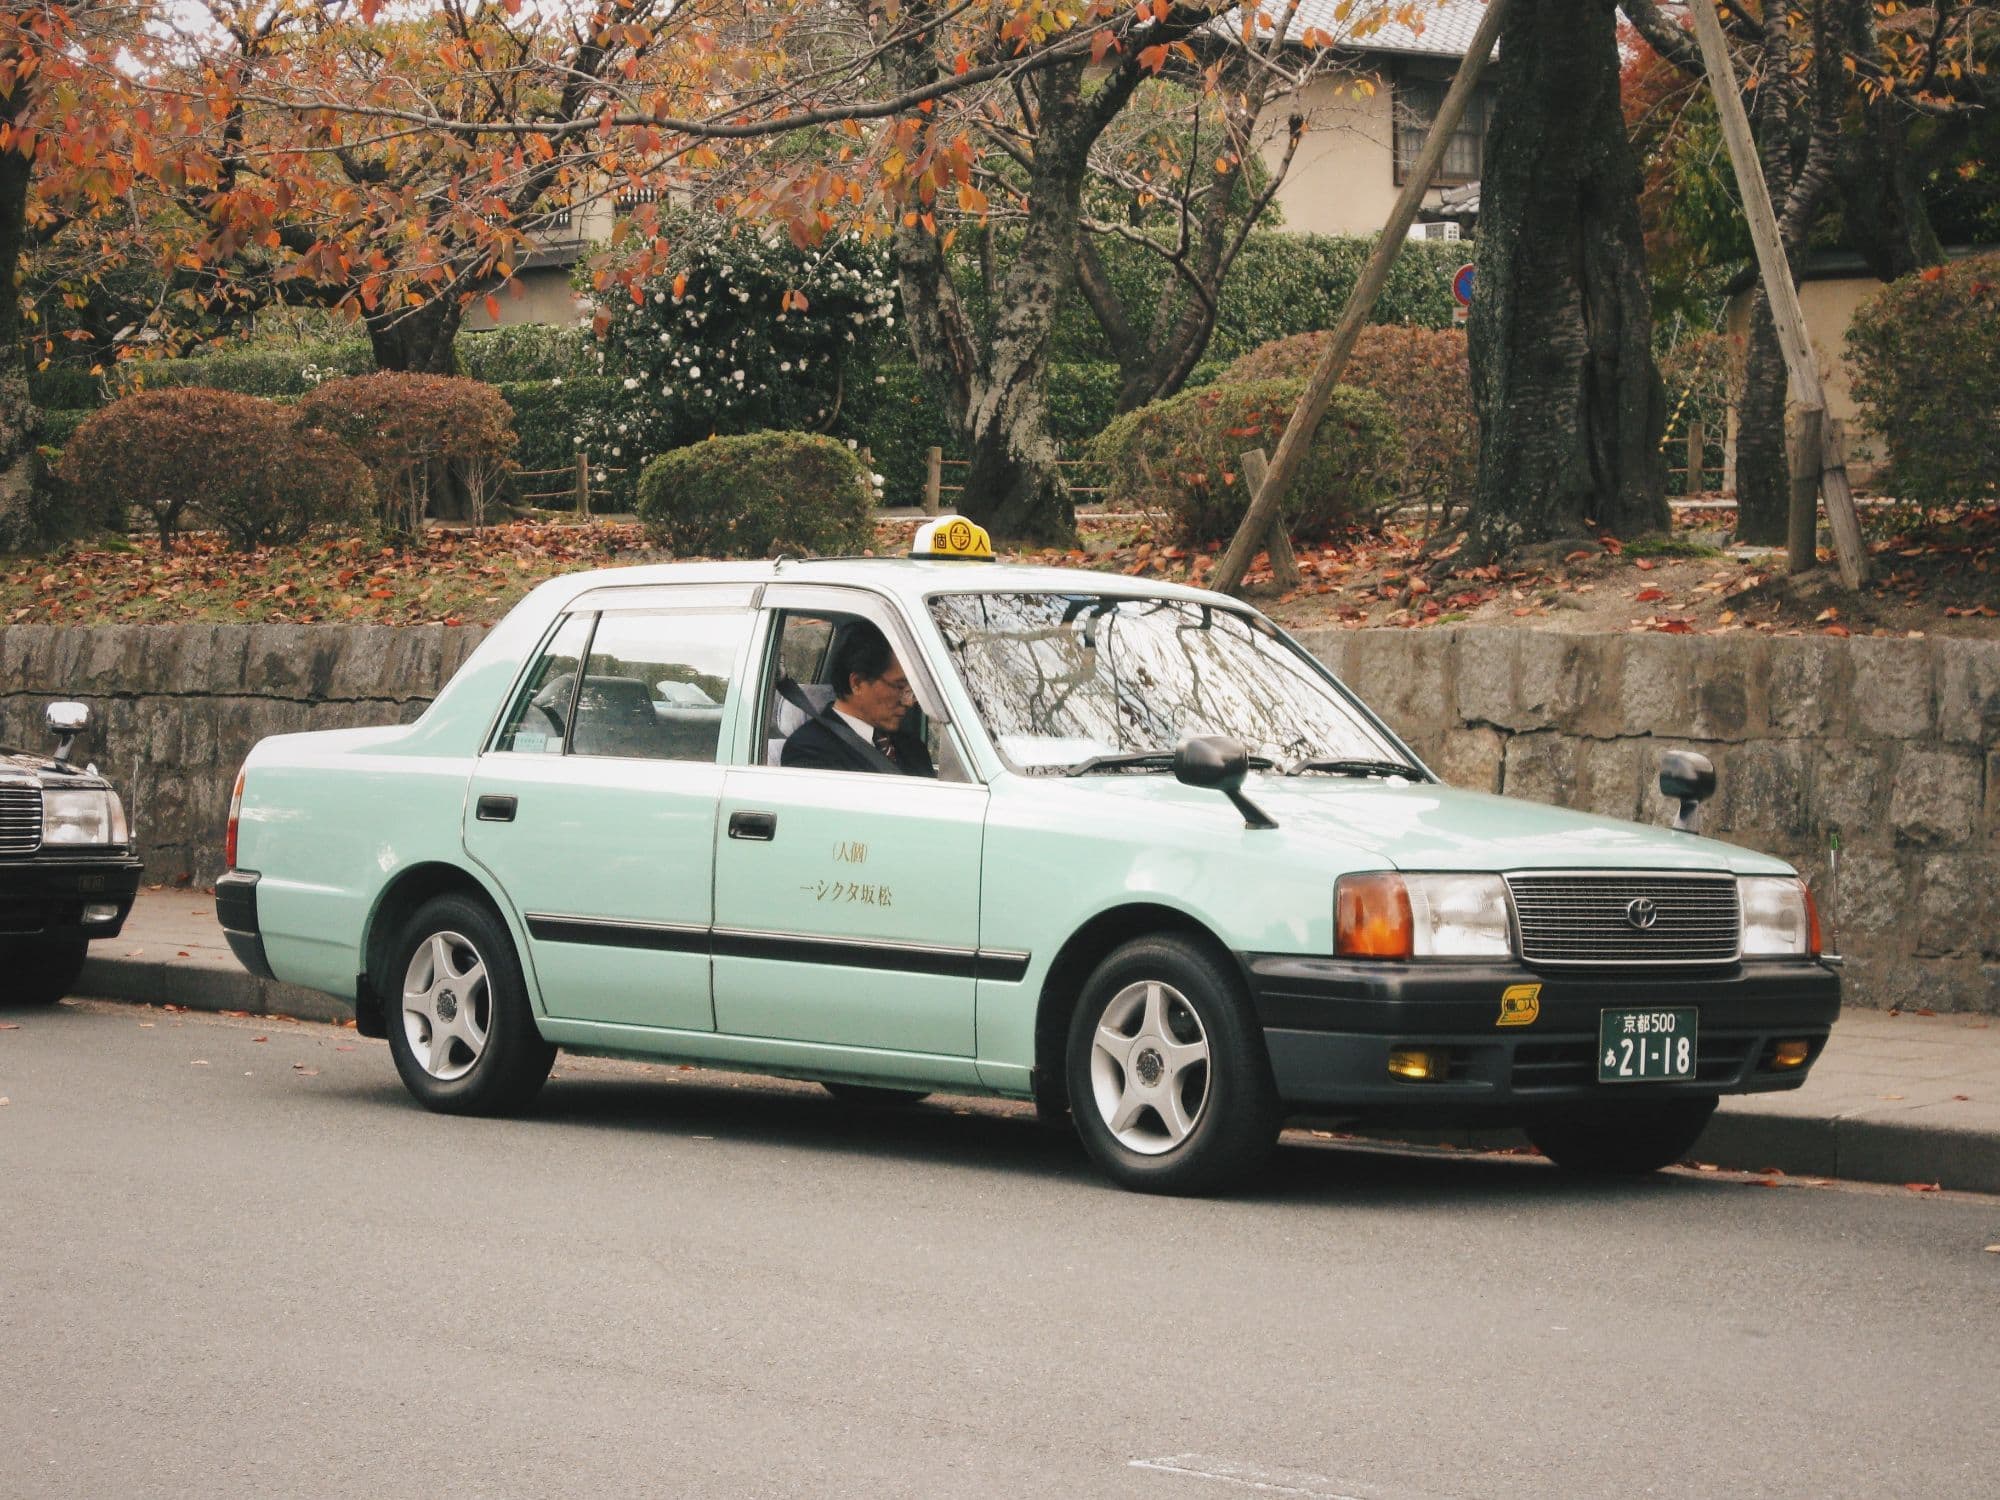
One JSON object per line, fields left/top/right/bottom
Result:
{"left": 1240, "top": 448, "right": 1300, "bottom": 591}
{"left": 1686, "top": 0, "right": 1867, "bottom": 589}
{"left": 1212, "top": 0, "right": 1508, "bottom": 597}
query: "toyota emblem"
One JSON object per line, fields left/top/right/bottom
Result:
{"left": 1624, "top": 897, "right": 1660, "bottom": 930}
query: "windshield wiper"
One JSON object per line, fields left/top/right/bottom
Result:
{"left": 1065, "top": 750, "right": 1176, "bottom": 776}
{"left": 1066, "top": 749, "right": 1277, "bottom": 777}
{"left": 1286, "top": 757, "right": 1423, "bottom": 780}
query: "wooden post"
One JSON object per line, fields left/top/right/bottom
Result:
{"left": 1212, "top": 0, "right": 1508, "bottom": 596}
{"left": 1687, "top": 419, "right": 1706, "bottom": 496}
{"left": 1686, "top": 0, "right": 1867, "bottom": 588}
{"left": 1240, "top": 448, "right": 1301, "bottom": 591}
{"left": 1787, "top": 407, "right": 1822, "bottom": 574}
{"left": 923, "top": 446, "right": 943, "bottom": 515}
{"left": 575, "top": 451, "right": 591, "bottom": 517}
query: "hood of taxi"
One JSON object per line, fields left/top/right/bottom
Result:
{"left": 1065, "top": 772, "right": 1790, "bottom": 876}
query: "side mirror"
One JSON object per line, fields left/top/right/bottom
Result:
{"left": 46, "top": 701, "right": 89, "bottom": 765}
{"left": 1173, "top": 735, "right": 1276, "bottom": 830}
{"left": 1659, "top": 750, "right": 1716, "bottom": 833}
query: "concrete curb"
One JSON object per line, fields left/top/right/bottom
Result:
{"left": 79, "top": 954, "right": 352, "bottom": 1026}
{"left": 74, "top": 959, "right": 2000, "bottom": 1197}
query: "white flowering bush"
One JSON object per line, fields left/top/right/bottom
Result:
{"left": 579, "top": 224, "right": 900, "bottom": 486}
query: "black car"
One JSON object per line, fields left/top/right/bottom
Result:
{"left": 1, "top": 703, "right": 142, "bottom": 1006}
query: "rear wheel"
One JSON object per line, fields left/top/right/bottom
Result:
{"left": 1526, "top": 1095, "right": 1719, "bottom": 1175}
{"left": 3, "top": 937, "right": 89, "bottom": 1007}
{"left": 1065, "top": 935, "right": 1280, "bottom": 1195}
{"left": 821, "top": 1082, "right": 930, "bottom": 1108}
{"left": 384, "top": 893, "right": 554, "bottom": 1115}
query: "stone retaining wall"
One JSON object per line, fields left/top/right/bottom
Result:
{"left": 4, "top": 623, "right": 1996, "bottom": 1013}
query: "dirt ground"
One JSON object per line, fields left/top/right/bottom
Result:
{"left": 983, "top": 500, "right": 2000, "bottom": 641}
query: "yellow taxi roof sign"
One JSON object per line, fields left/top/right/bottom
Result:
{"left": 912, "top": 514, "right": 994, "bottom": 561}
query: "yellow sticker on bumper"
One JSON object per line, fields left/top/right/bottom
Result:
{"left": 1497, "top": 983, "right": 1541, "bottom": 1027}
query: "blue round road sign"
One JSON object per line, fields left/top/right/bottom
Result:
{"left": 1452, "top": 263, "right": 1475, "bottom": 308}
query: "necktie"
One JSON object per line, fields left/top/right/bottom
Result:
{"left": 873, "top": 730, "right": 898, "bottom": 763}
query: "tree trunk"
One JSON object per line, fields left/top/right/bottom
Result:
{"left": 1466, "top": 0, "right": 1666, "bottom": 558}
{"left": 1735, "top": 292, "right": 1790, "bottom": 542}
{"left": 365, "top": 297, "right": 463, "bottom": 374}
{"left": 0, "top": 100, "right": 44, "bottom": 551}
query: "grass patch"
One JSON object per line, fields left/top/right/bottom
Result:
{"left": 1624, "top": 533, "right": 1728, "bottom": 559}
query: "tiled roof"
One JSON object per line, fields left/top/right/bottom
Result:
{"left": 1227, "top": 0, "right": 1494, "bottom": 59}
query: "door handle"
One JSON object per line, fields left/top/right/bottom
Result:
{"left": 476, "top": 794, "right": 517, "bottom": 823}
{"left": 728, "top": 809, "right": 777, "bottom": 842}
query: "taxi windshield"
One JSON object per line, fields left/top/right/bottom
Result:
{"left": 926, "top": 592, "right": 1413, "bottom": 774}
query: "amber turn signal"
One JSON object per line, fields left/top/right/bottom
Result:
{"left": 1772, "top": 1040, "right": 1812, "bottom": 1070}
{"left": 1802, "top": 882, "right": 1824, "bottom": 958}
{"left": 1337, "top": 873, "right": 1413, "bottom": 958}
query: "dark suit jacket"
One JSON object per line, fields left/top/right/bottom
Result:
{"left": 781, "top": 713, "right": 936, "bottom": 777}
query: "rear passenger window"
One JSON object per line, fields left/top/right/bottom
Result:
{"left": 495, "top": 613, "right": 593, "bottom": 753}
{"left": 572, "top": 610, "right": 750, "bottom": 762}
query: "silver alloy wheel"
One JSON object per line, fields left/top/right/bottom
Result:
{"left": 1087, "top": 979, "right": 1211, "bottom": 1155}
{"left": 401, "top": 929, "right": 491, "bottom": 1083}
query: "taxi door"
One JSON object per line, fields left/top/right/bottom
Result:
{"left": 710, "top": 586, "right": 989, "bottom": 1057}
{"left": 464, "top": 586, "right": 756, "bottom": 1032}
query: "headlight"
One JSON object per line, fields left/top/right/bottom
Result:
{"left": 1337, "top": 873, "right": 1512, "bottom": 958}
{"left": 1740, "top": 876, "right": 1821, "bottom": 957}
{"left": 42, "top": 788, "right": 119, "bottom": 846}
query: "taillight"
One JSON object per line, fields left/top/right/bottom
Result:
{"left": 225, "top": 768, "right": 245, "bottom": 869}
{"left": 1336, "top": 872, "right": 1414, "bottom": 958}
{"left": 1802, "top": 880, "right": 1824, "bottom": 958}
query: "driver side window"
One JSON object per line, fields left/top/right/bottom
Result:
{"left": 494, "top": 613, "right": 593, "bottom": 753}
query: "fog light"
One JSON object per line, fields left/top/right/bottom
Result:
{"left": 1388, "top": 1047, "right": 1446, "bottom": 1081}
{"left": 1772, "top": 1040, "right": 1811, "bottom": 1070}
{"left": 82, "top": 903, "right": 120, "bottom": 924}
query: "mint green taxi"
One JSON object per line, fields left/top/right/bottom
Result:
{"left": 217, "top": 524, "right": 1839, "bottom": 1193}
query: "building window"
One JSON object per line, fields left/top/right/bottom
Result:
{"left": 1393, "top": 78, "right": 1490, "bottom": 186}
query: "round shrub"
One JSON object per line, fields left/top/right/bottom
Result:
{"left": 56, "top": 387, "right": 370, "bottom": 547}
{"left": 204, "top": 426, "right": 374, "bottom": 549}
{"left": 1847, "top": 254, "right": 2000, "bottom": 507}
{"left": 636, "top": 431, "right": 874, "bottom": 557}
{"left": 297, "top": 372, "right": 516, "bottom": 533}
{"left": 1090, "top": 378, "right": 1400, "bottom": 545}
{"left": 1222, "top": 326, "right": 1475, "bottom": 516}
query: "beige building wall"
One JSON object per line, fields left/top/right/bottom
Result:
{"left": 1263, "top": 71, "right": 1454, "bottom": 238}
{"left": 1722, "top": 275, "right": 1887, "bottom": 486}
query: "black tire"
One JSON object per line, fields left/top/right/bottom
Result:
{"left": 383, "top": 893, "right": 554, "bottom": 1115}
{"left": 1065, "top": 934, "right": 1281, "bottom": 1195}
{"left": 821, "top": 1082, "right": 931, "bottom": 1108}
{"left": 3, "top": 937, "right": 89, "bottom": 1007}
{"left": 1525, "top": 1095, "right": 1720, "bottom": 1175}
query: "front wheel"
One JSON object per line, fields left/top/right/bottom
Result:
{"left": 384, "top": 893, "right": 554, "bottom": 1115}
{"left": 3, "top": 937, "right": 89, "bottom": 1007}
{"left": 1065, "top": 935, "right": 1281, "bottom": 1195}
{"left": 1525, "top": 1095, "right": 1719, "bottom": 1175}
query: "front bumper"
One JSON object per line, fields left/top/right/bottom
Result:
{"left": 1245, "top": 953, "right": 1841, "bottom": 1123}
{"left": 0, "top": 852, "right": 143, "bottom": 942}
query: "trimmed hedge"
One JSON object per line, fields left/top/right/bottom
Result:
{"left": 636, "top": 431, "right": 874, "bottom": 557}
{"left": 1847, "top": 254, "right": 2000, "bottom": 507}
{"left": 1091, "top": 379, "right": 1400, "bottom": 545}
{"left": 495, "top": 376, "right": 633, "bottom": 510}
{"left": 297, "top": 373, "right": 517, "bottom": 533}
{"left": 57, "top": 388, "right": 372, "bottom": 547}
{"left": 1221, "top": 327, "right": 1477, "bottom": 514}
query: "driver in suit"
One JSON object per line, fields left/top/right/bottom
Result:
{"left": 781, "top": 621, "right": 937, "bottom": 777}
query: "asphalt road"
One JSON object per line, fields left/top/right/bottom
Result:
{"left": 4, "top": 1000, "right": 1998, "bottom": 1500}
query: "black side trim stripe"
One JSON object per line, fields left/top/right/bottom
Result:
{"left": 527, "top": 914, "right": 708, "bottom": 954}
{"left": 525, "top": 912, "right": 1030, "bottom": 982}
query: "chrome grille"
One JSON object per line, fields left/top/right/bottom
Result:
{"left": 1506, "top": 872, "right": 1740, "bottom": 966}
{"left": 0, "top": 785, "right": 42, "bottom": 854}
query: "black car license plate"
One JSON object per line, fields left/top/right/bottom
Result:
{"left": 1598, "top": 1008, "right": 1698, "bottom": 1083}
